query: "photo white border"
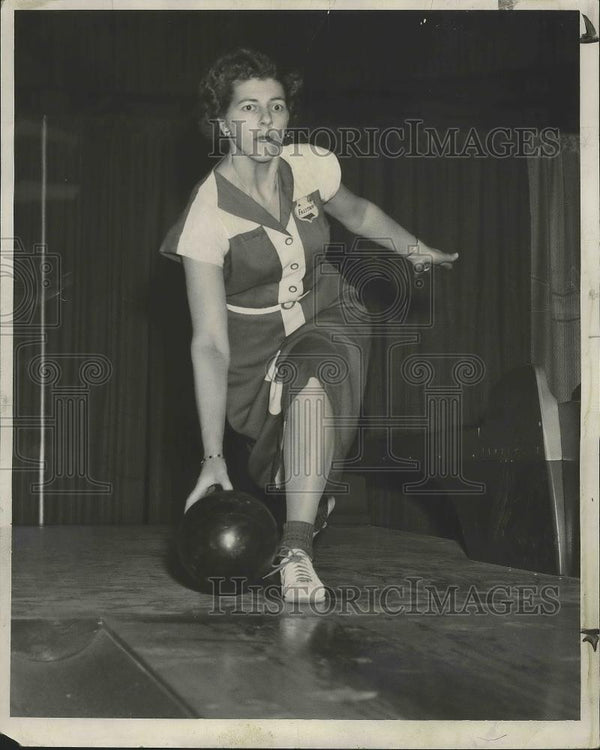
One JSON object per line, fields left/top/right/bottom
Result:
{"left": 1, "top": 1, "right": 598, "bottom": 747}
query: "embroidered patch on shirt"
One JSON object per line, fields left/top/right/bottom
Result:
{"left": 294, "top": 195, "right": 319, "bottom": 223}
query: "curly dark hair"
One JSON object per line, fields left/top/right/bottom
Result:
{"left": 197, "top": 48, "right": 303, "bottom": 139}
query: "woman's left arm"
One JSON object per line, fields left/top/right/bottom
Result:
{"left": 324, "top": 183, "right": 459, "bottom": 269}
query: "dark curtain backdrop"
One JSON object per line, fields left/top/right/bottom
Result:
{"left": 13, "top": 115, "right": 201, "bottom": 523}
{"left": 11, "top": 10, "right": 578, "bottom": 524}
{"left": 337, "top": 148, "right": 530, "bottom": 428}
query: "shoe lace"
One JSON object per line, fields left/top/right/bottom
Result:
{"left": 263, "top": 547, "right": 314, "bottom": 582}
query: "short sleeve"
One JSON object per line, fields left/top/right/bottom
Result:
{"left": 159, "top": 181, "right": 229, "bottom": 266}
{"left": 285, "top": 143, "right": 342, "bottom": 203}
{"left": 310, "top": 145, "right": 342, "bottom": 202}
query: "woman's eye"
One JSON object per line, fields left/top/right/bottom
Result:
{"left": 242, "top": 104, "right": 254, "bottom": 112}
{"left": 272, "top": 103, "right": 286, "bottom": 112}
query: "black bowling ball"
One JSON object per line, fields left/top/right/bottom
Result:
{"left": 177, "top": 488, "right": 279, "bottom": 594}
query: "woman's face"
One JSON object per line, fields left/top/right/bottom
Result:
{"left": 221, "top": 77, "right": 290, "bottom": 162}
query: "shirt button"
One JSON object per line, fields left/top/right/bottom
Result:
{"left": 285, "top": 237, "right": 293, "bottom": 245}
{"left": 281, "top": 301, "right": 296, "bottom": 310}
{"left": 290, "top": 263, "right": 299, "bottom": 270}
{"left": 289, "top": 285, "right": 297, "bottom": 293}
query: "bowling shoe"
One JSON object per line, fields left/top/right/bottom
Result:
{"left": 278, "top": 547, "right": 327, "bottom": 603}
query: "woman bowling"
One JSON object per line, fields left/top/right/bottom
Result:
{"left": 160, "top": 48, "right": 458, "bottom": 602}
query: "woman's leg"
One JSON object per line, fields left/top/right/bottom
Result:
{"left": 277, "top": 376, "right": 333, "bottom": 600}
{"left": 283, "top": 376, "right": 334, "bottom": 525}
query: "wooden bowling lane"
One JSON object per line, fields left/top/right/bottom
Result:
{"left": 103, "top": 609, "right": 579, "bottom": 719}
{"left": 11, "top": 525, "right": 580, "bottom": 719}
{"left": 11, "top": 525, "right": 579, "bottom": 618}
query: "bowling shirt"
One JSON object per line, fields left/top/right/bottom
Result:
{"left": 160, "top": 143, "right": 369, "bottom": 490}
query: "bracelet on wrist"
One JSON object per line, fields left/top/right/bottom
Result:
{"left": 201, "top": 453, "right": 224, "bottom": 464}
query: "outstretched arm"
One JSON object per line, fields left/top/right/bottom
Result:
{"left": 324, "top": 183, "right": 459, "bottom": 269}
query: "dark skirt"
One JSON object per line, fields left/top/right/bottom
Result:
{"left": 225, "top": 292, "right": 371, "bottom": 496}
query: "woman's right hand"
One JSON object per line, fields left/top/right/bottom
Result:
{"left": 184, "top": 456, "right": 233, "bottom": 514}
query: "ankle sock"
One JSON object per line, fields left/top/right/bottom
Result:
{"left": 280, "top": 521, "right": 314, "bottom": 558}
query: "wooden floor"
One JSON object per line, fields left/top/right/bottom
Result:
{"left": 11, "top": 525, "right": 580, "bottom": 719}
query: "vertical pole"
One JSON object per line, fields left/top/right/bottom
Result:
{"left": 38, "top": 115, "right": 47, "bottom": 526}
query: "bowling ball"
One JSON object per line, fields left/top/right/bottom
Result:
{"left": 177, "top": 487, "right": 279, "bottom": 594}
